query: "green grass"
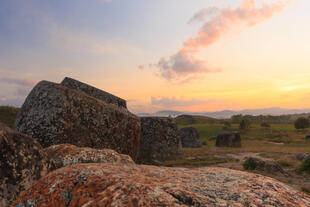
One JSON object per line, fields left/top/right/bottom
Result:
{"left": 178, "top": 123, "right": 238, "bottom": 141}
{"left": 243, "top": 158, "right": 257, "bottom": 170}
{"left": 175, "top": 115, "right": 220, "bottom": 125}
{"left": 0, "top": 106, "right": 20, "bottom": 127}
{"left": 177, "top": 122, "right": 310, "bottom": 150}
{"left": 160, "top": 121, "right": 310, "bottom": 191}
{"left": 298, "top": 159, "right": 310, "bottom": 173}
{"left": 301, "top": 186, "right": 310, "bottom": 194}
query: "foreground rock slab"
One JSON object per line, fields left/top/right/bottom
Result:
{"left": 0, "top": 124, "right": 54, "bottom": 207}
{"left": 138, "top": 117, "right": 182, "bottom": 162}
{"left": 179, "top": 127, "right": 201, "bottom": 148}
{"left": 44, "top": 144, "right": 134, "bottom": 169}
{"left": 12, "top": 163, "right": 310, "bottom": 207}
{"left": 14, "top": 80, "right": 141, "bottom": 160}
{"left": 216, "top": 131, "right": 241, "bottom": 148}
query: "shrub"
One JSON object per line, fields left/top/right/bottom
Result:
{"left": 243, "top": 158, "right": 257, "bottom": 170}
{"left": 261, "top": 122, "right": 270, "bottom": 128}
{"left": 201, "top": 141, "right": 207, "bottom": 146}
{"left": 294, "top": 117, "right": 310, "bottom": 129}
{"left": 0, "top": 106, "right": 20, "bottom": 127}
{"left": 301, "top": 186, "right": 310, "bottom": 194}
{"left": 239, "top": 119, "right": 250, "bottom": 130}
{"left": 298, "top": 158, "right": 310, "bottom": 173}
{"left": 222, "top": 121, "right": 231, "bottom": 130}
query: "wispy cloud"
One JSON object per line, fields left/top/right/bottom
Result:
{"left": 151, "top": 96, "right": 216, "bottom": 108}
{"left": 0, "top": 77, "right": 36, "bottom": 106}
{"left": 0, "top": 77, "right": 36, "bottom": 88}
{"left": 188, "top": 7, "right": 219, "bottom": 24}
{"left": 155, "top": 0, "right": 290, "bottom": 81}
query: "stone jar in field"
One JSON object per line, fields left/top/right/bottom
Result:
{"left": 137, "top": 117, "right": 182, "bottom": 162}
{"left": 14, "top": 78, "right": 141, "bottom": 161}
{"left": 216, "top": 131, "right": 241, "bottom": 148}
{"left": 179, "top": 127, "right": 201, "bottom": 148}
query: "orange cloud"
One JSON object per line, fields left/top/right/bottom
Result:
{"left": 156, "top": 0, "right": 291, "bottom": 81}
{"left": 183, "top": 0, "right": 290, "bottom": 52}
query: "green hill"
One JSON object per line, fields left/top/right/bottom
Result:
{"left": 175, "top": 115, "right": 220, "bottom": 125}
{"left": 0, "top": 106, "right": 20, "bottom": 127}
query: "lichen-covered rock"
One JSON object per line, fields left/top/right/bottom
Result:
{"left": 14, "top": 80, "right": 141, "bottom": 160}
{"left": 216, "top": 131, "right": 241, "bottom": 148}
{"left": 61, "top": 77, "right": 127, "bottom": 108}
{"left": 243, "top": 157, "right": 289, "bottom": 176}
{"left": 12, "top": 163, "right": 310, "bottom": 207}
{"left": 0, "top": 124, "right": 54, "bottom": 207}
{"left": 179, "top": 127, "right": 201, "bottom": 148}
{"left": 138, "top": 117, "right": 182, "bottom": 162}
{"left": 44, "top": 144, "right": 134, "bottom": 169}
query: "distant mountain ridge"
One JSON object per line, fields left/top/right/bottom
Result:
{"left": 136, "top": 107, "right": 310, "bottom": 119}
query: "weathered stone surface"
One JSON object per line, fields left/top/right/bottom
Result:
{"left": 44, "top": 144, "right": 135, "bottom": 169}
{"left": 0, "top": 124, "right": 54, "bottom": 207}
{"left": 179, "top": 127, "right": 201, "bottom": 148}
{"left": 244, "top": 157, "right": 289, "bottom": 176}
{"left": 12, "top": 163, "right": 310, "bottom": 207}
{"left": 216, "top": 131, "right": 241, "bottom": 148}
{"left": 14, "top": 80, "right": 141, "bottom": 160}
{"left": 295, "top": 153, "right": 307, "bottom": 161}
{"left": 61, "top": 77, "right": 127, "bottom": 108}
{"left": 138, "top": 117, "right": 182, "bottom": 162}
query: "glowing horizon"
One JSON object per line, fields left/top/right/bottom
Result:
{"left": 0, "top": 0, "right": 309, "bottom": 114}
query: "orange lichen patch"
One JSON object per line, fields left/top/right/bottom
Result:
{"left": 44, "top": 144, "right": 134, "bottom": 169}
{"left": 12, "top": 163, "right": 310, "bottom": 207}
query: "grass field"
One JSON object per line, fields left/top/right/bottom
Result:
{"left": 159, "top": 122, "right": 310, "bottom": 193}
{"left": 0, "top": 106, "right": 20, "bottom": 127}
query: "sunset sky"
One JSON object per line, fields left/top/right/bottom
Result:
{"left": 0, "top": 0, "right": 309, "bottom": 113}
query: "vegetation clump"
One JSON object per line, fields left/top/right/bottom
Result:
{"left": 239, "top": 119, "right": 251, "bottom": 130}
{"left": 222, "top": 121, "right": 231, "bottom": 130}
{"left": 301, "top": 186, "right": 310, "bottom": 195}
{"left": 298, "top": 157, "right": 310, "bottom": 173}
{"left": 261, "top": 122, "right": 270, "bottom": 128}
{"left": 243, "top": 158, "right": 257, "bottom": 170}
{"left": 201, "top": 141, "right": 208, "bottom": 146}
{"left": 294, "top": 117, "right": 310, "bottom": 129}
{"left": 0, "top": 106, "right": 20, "bottom": 127}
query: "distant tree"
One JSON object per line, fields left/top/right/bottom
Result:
{"left": 231, "top": 115, "right": 243, "bottom": 124}
{"left": 239, "top": 119, "right": 250, "bottom": 130}
{"left": 261, "top": 122, "right": 270, "bottom": 128}
{"left": 223, "top": 121, "right": 231, "bottom": 130}
{"left": 294, "top": 117, "right": 310, "bottom": 129}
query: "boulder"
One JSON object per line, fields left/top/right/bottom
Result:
{"left": 0, "top": 124, "right": 54, "bottom": 207}
{"left": 243, "top": 157, "right": 289, "bottom": 176}
{"left": 44, "top": 144, "right": 134, "bottom": 169}
{"left": 14, "top": 80, "right": 141, "bottom": 160}
{"left": 12, "top": 163, "right": 310, "bottom": 207}
{"left": 179, "top": 127, "right": 201, "bottom": 148}
{"left": 137, "top": 117, "right": 182, "bottom": 162}
{"left": 216, "top": 131, "right": 241, "bottom": 148}
{"left": 61, "top": 77, "right": 127, "bottom": 108}
{"left": 294, "top": 153, "right": 306, "bottom": 161}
